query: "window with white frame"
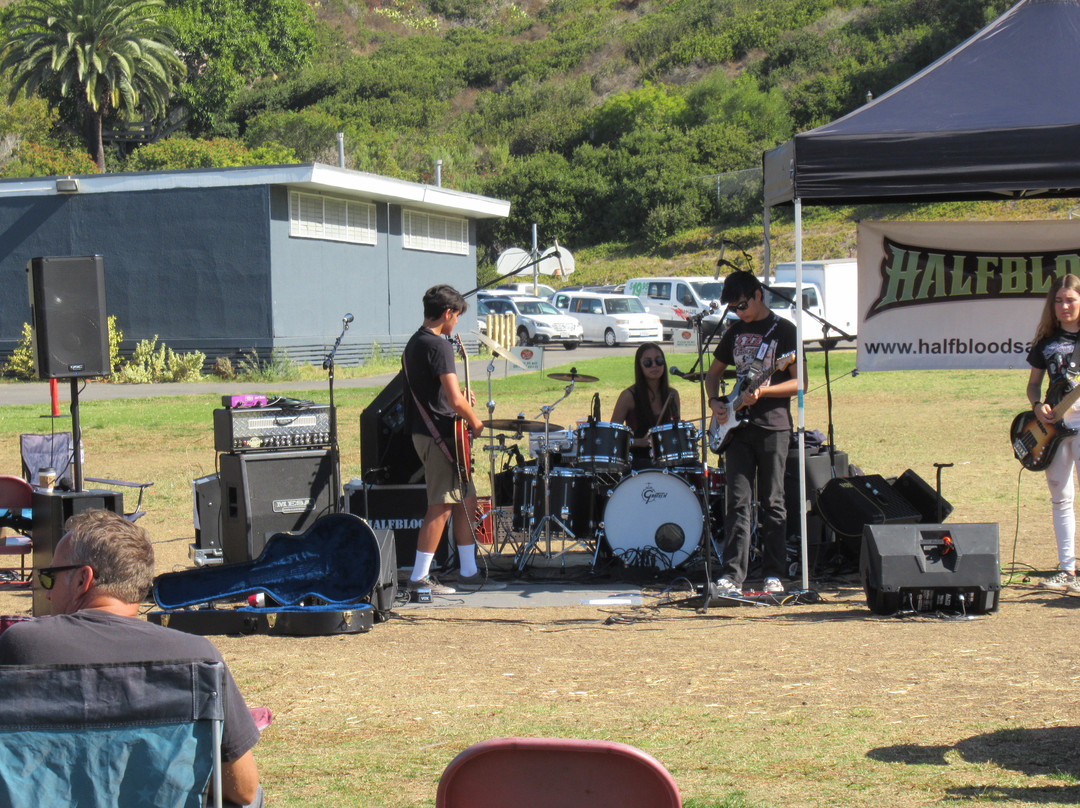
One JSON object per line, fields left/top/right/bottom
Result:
{"left": 402, "top": 209, "right": 469, "bottom": 255}
{"left": 289, "top": 191, "right": 377, "bottom": 245}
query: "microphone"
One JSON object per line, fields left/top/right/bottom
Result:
{"left": 670, "top": 366, "right": 687, "bottom": 379}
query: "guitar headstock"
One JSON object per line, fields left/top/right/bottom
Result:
{"left": 450, "top": 333, "right": 467, "bottom": 360}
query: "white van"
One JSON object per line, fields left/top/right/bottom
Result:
{"left": 623, "top": 276, "right": 726, "bottom": 338}
{"left": 550, "top": 291, "right": 663, "bottom": 346}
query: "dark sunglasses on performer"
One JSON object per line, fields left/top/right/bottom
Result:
{"left": 38, "top": 564, "right": 92, "bottom": 591}
{"left": 731, "top": 300, "right": 750, "bottom": 311}
{"left": 641, "top": 357, "right": 665, "bottom": 368}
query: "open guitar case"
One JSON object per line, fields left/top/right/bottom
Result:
{"left": 148, "top": 513, "right": 395, "bottom": 637}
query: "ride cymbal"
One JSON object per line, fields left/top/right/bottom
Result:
{"left": 548, "top": 371, "right": 599, "bottom": 383}
{"left": 483, "top": 418, "right": 563, "bottom": 433}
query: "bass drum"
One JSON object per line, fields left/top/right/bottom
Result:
{"left": 601, "top": 469, "right": 704, "bottom": 568}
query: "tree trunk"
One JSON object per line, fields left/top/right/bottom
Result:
{"left": 91, "top": 111, "right": 104, "bottom": 173}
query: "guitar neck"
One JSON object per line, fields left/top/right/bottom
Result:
{"left": 1051, "top": 383, "right": 1080, "bottom": 420}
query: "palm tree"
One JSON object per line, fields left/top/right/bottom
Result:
{"left": 0, "top": 0, "right": 184, "bottom": 172}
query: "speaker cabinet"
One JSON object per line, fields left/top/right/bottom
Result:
{"left": 861, "top": 523, "right": 1000, "bottom": 615}
{"left": 344, "top": 481, "right": 450, "bottom": 569}
{"left": 219, "top": 450, "right": 335, "bottom": 564}
{"left": 360, "top": 374, "right": 423, "bottom": 485}
{"left": 26, "top": 255, "right": 109, "bottom": 379}
{"left": 31, "top": 489, "right": 124, "bottom": 615}
{"left": 815, "top": 474, "right": 921, "bottom": 541}
{"left": 892, "top": 469, "right": 954, "bottom": 523}
{"left": 784, "top": 447, "right": 849, "bottom": 543}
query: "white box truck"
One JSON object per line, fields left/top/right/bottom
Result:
{"left": 767, "top": 259, "right": 858, "bottom": 342}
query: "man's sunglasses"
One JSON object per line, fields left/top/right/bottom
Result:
{"left": 731, "top": 300, "right": 751, "bottom": 312}
{"left": 641, "top": 357, "right": 665, "bottom": 368}
{"left": 38, "top": 564, "right": 91, "bottom": 591}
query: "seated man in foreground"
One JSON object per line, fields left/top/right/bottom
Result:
{"left": 0, "top": 509, "right": 263, "bottom": 807}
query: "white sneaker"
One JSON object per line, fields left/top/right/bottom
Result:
{"left": 763, "top": 577, "right": 785, "bottom": 594}
{"left": 1039, "top": 571, "right": 1076, "bottom": 591}
{"left": 715, "top": 577, "right": 740, "bottom": 595}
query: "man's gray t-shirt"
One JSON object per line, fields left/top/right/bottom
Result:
{"left": 0, "top": 610, "right": 259, "bottom": 762}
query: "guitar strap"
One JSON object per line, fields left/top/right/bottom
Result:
{"left": 401, "top": 342, "right": 458, "bottom": 469}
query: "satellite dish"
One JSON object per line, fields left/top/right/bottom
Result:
{"left": 496, "top": 245, "right": 576, "bottom": 277}
{"left": 496, "top": 248, "right": 531, "bottom": 276}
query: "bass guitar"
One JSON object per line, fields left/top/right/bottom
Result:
{"left": 451, "top": 334, "right": 472, "bottom": 487}
{"left": 708, "top": 350, "right": 796, "bottom": 454}
{"left": 1011, "top": 379, "right": 1080, "bottom": 471}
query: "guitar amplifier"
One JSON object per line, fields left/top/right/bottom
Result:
{"left": 214, "top": 405, "right": 332, "bottom": 452}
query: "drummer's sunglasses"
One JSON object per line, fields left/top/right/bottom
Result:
{"left": 641, "top": 357, "right": 665, "bottom": 368}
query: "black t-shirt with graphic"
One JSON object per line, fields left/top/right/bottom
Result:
{"left": 714, "top": 313, "right": 797, "bottom": 431}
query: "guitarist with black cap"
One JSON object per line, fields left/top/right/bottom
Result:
{"left": 1024, "top": 273, "right": 1080, "bottom": 593}
{"left": 402, "top": 284, "right": 505, "bottom": 595}
{"left": 704, "top": 271, "right": 801, "bottom": 597}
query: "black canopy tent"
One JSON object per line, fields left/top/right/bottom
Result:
{"left": 760, "top": 0, "right": 1080, "bottom": 589}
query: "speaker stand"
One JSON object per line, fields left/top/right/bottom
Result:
{"left": 69, "top": 378, "right": 84, "bottom": 491}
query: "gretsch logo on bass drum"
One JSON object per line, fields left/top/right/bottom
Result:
{"left": 640, "top": 485, "right": 668, "bottom": 505}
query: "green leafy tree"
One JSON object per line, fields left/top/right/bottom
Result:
{"left": 1, "top": 140, "right": 98, "bottom": 176}
{"left": 166, "top": 0, "right": 317, "bottom": 136}
{"left": 1, "top": 0, "right": 185, "bottom": 171}
{"left": 125, "top": 135, "right": 295, "bottom": 170}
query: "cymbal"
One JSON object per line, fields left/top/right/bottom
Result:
{"left": 483, "top": 418, "right": 564, "bottom": 434}
{"left": 471, "top": 330, "right": 528, "bottom": 370}
{"left": 548, "top": 371, "right": 599, "bottom": 383}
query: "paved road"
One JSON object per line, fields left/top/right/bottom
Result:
{"left": 0, "top": 344, "right": 644, "bottom": 406}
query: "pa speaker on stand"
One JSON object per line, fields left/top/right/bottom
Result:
{"left": 26, "top": 255, "right": 109, "bottom": 379}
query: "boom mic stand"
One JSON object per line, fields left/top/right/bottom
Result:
{"left": 322, "top": 313, "right": 352, "bottom": 514}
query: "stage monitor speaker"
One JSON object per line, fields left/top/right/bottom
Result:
{"left": 360, "top": 373, "right": 423, "bottom": 485}
{"left": 31, "top": 489, "right": 124, "bottom": 616}
{"left": 815, "top": 474, "right": 921, "bottom": 542}
{"left": 892, "top": 469, "right": 954, "bottom": 523}
{"left": 219, "top": 450, "right": 335, "bottom": 564}
{"left": 344, "top": 481, "right": 450, "bottom": 569}
{"left": 861, "top": 522, "right": 1000, "bottom": 615}
{"left": 26, "top": 255, "right": 109, "bottom": 379}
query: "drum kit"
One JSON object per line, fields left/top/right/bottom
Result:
{"left": 479, "top": 369, "right": 725, "bottom": 574}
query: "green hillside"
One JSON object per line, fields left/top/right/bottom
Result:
{"left": 2, "top": 0, "right": 1068, "bottom": 283}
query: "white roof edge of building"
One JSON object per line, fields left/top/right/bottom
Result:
{"left": 0, "top": 162, "right": 512, "bottom": 219}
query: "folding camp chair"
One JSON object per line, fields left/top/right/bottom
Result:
{"left": 435, "top": 737, "right": 682, "bottom": 808}
{"left": 0, "top": 475, "right": 33, "bottom": 587}
{"left": 0, "top": 659, "right": 226, "bottom": 808}
{"left": 19, "top": 433, "right": 153, "bottom": 521}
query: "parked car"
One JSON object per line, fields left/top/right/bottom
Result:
{"left": 623, "top": 275, "right": 726, "bottom": 339}
{"left": 493, "top": 281, "right": 557, "bottom": 298}
{"left": 475, "top": 297, "right": 491, "bottom": 336}
{"left": 478, "top": 294, "right": 583, "bottom": 348}
{"left": 550, "top": 291, "right": 663, "bottom": 346}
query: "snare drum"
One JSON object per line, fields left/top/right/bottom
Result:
{"left": 647, "top": 421, "right": 699, "bottom": 467}
{"left": 601, "top": 469, "right": 704, "bottom": 568}
{"left": 575, "top": 421, "right": 632, "bottom": 473}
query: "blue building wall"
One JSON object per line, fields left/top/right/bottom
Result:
{"left": 0, "top": 182, "right": 483, "bottom": 367}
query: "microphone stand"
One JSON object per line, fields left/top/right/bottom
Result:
{"left": 323, "top": 314, "right": 352, "bottom": 514}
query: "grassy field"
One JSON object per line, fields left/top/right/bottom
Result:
{"left": 0, "top": 349, "right": 1076, "bottom": 807}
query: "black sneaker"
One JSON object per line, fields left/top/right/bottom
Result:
{"left": 407, "top": 576, "right": 456, "bottom": 595}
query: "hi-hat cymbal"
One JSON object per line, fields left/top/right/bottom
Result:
{"left": 471, "top": 330, "right": 528, "bottom": 370}
{"left": 483, "top": 418, "right": 563, "bottom": 434}
{"left": 548, "top": 371, "right": 599, "bottom": 383}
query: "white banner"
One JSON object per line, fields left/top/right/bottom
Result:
{"left": 857, "top": 220, "right": 1080, "bottom": 370}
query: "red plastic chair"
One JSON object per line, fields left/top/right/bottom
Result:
{"left": 0, "top": 475, "right": 34, "bottom": 587}
{"left": 435, "top": 737, "right": 682, "bottom": 808}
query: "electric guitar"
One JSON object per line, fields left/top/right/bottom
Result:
{"left": 708, "top": 351, "right": 797, "bottom": 454}
{"left": 1011, "top": 379, "right": 1080, "bottom": 471}
{"left": 451, "top": 335, "right": 472, "bottom": 486}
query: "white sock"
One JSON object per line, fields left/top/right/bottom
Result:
{"left": 458, "top": 544, "right": 477, "bottom": 577}
{"left": 411, "top": 551, "right": 435, "bottom": 581}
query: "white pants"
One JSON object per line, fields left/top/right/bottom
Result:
{"left": 1044, "top": 431, "right": 1080, "bottom": 572}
